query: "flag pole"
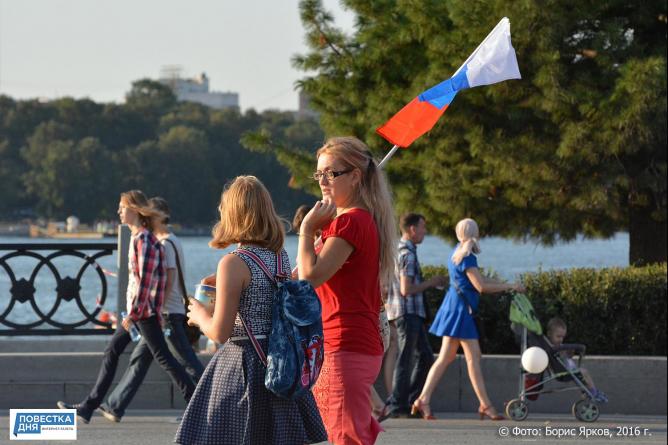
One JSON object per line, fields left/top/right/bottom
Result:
{"left": 378, "top": 144, "right": 399, "bottom": 169}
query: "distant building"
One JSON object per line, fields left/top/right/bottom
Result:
{"left": 159, "top": 69, "right": 239, "bottom": 110}
{"left": 296, "top": 90, "right": 319, "bottom": 120}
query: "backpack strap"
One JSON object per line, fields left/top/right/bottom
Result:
{"left": 276, "top": 252, "right": 287, "bottom": 279}
{"left": 236, "top": 248, "right": 289, "bottom": 284}
{"left": 237, "top": 249, "right": 277, "bottom": 284}
{"left": 238, "top": 316, "right": 267, "bottom": 366}
{"left": 233, "top": 248, "right": 288, "bottom": 368}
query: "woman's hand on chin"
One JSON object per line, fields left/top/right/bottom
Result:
{"left": 301, "top": 199, "right": 336, "bottom": 235}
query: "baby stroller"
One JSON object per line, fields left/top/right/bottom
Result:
{"left": 504, "top": 294, "right": 601, "bottom": 422}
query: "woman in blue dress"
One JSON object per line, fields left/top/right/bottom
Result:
{"left": 411, "top": 218, "right": 524, "bottom": 421}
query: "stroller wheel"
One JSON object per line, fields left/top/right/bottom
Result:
{"left": 505, "top": 399, "right": 529, "bottom": 421}
{"left": 572, "top": 399, "right": 600, "bottom": 422}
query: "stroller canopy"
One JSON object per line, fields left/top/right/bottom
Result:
{"left": 510, "top": 293, "right": 543, "bottom": 335}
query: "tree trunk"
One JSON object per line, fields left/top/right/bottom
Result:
{"left": 629, "top": 203, "right": 667, "bottom": 266}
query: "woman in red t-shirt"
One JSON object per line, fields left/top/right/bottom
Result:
{"left": 298, "top": 137, "right": 397, "bottom": 445}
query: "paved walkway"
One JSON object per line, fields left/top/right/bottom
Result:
{"left": 2, "top": 411, "right": 666, "bottom": 444}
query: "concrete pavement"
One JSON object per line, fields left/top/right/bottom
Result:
{"left": 2, "top": 411, "right": 666, "bottom": 445}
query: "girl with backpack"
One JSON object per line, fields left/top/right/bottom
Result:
{"left": 175, "top": 176, "right": 326, "bottom": 445}
{"left": 297, "top": 137, "right": 397, "bottom": 445}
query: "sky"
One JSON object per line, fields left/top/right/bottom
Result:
{"left": 0, "top": 0, "right": 355, "bottom": 112}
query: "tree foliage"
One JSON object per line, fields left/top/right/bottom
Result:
{"left": 281, "top": 0, "right": 667, "bottom": 264}
{"left": 0, "top": 82, "right": 324, "bottom": 225}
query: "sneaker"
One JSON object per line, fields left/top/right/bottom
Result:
{"left": 97, "top": 405, "right": 121, "bottom": 423}
{"left": 56, "top": 401, "right": 92, "bottom": 424}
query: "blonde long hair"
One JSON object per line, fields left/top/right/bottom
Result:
{"left": 451, "top": 218, "right": 481, "bottom": 265}
{"left": 209, "top": 176, "right": 285, "bottom": 252}
{"left": 120, "top": 190, "right": 163, "bottom": 232}
{"left": 317, "top": 137, "right": 397, "bottom": 287}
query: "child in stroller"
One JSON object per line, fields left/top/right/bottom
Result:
{"left": 505, "top": 294, "right": 607, "bottom": 422}
{"left": 545, "top": 317, "right": 608, "bottom": 403}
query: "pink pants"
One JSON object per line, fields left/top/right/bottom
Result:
{"left": 312, "top": 350, "right": 384, "bottom": 445}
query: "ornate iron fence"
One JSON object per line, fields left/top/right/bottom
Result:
{"left": 0, "top": 231, "right": 129, "bottom": 336}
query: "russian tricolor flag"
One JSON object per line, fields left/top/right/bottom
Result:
{"left": 376, "top": 18, "right": 522, "bottom": 148}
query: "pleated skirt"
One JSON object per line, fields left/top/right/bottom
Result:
{"left": 175, "top": 339, "right": 327, "bottom": 445}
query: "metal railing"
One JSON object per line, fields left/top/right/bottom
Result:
{"left": 0, "top": 226, "right": 130, "bottom": 336}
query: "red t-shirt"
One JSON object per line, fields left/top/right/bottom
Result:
{"left": 315, "top": 208, "right": 383, "bottom": 356}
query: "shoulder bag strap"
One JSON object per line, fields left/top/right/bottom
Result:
{"left": 453, "top": 279, "right": 476, "bottom": 315}
{"left": 164, "top": 238, "right": 189, "bottom": 313}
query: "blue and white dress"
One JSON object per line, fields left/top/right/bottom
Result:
{"left": 175, "top": 246, "right": 326, "bottom": 445}
{"left": 429, "top": 250, "right": 480, "bottom": 339}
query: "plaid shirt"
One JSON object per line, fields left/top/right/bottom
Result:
{"left": 386, "top": 238, "right": 426, "bottom": 321}
{"left": 126, "top": 229, "right": 165, "bottom": 323}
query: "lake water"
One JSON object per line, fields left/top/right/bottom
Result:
{"left": 0, "top": 234, "right": 629, "bottom": 324}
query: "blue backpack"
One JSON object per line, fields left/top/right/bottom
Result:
{"left": 236, "top": 249, "right": 325, "bottom": 400}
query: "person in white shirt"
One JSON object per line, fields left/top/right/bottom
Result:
{"left": 150, "top": 197, "right": 205, "bottom": 380}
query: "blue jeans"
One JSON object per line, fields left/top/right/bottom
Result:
{"left": 386, "top": 314, "right": 434, "bottom": 414}
{"left": 104, "top": 314, "right": 203, "bottom": 417}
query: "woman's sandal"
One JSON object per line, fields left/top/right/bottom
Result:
{"left": 411, "top": 399, "right": 436, "bottom": 420}
{"left": 478, "top": 404, "right": 505, "bottom": 421}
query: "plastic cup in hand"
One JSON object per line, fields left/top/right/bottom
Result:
{"left": 193, "top": 284, "right": 216, "bottom": 308}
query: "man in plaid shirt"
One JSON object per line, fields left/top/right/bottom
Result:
{"left": 385, "top": 213, "right": 446, "bottom": 418}
{"left": 127, "top": 230, "right": 165, "bottom": 322}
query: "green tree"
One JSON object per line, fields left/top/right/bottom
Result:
{"left": 125, "top": 79, "right": 177, "bottom": 138}
{"left": 124, "top": 126, "right": 217, "bottom": 224}
{"left": 125, "top": 79, "right": 177, "bottom": 111}
{"left": 216, "top": 109, "right": 322, "bottom": 218}
{"left": 21, "top": 122, "right": 116, "bottom": 221}
{"left": 51, "top": 98, "right": 104, "bottom": 139}
{"left": 97, "top": 104, "right": 156, "bottom": 152}
{"left": 158, "top": 102, "right": 212, "bottom": 134}
{"left": 272, "top": 0, "right": 666, "bottom": 264}
{"left": 241, "top": 111, "right": 325, "bottom": 213}
{"left": 0, "top": 138, "right": 25, "bottom": 216}
{"left": 0, "top": 96, "right": 58, "bottom": 216}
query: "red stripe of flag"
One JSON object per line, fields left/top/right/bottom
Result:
{"left": 375, "top": 98, "right": 449, "bottom": 148}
